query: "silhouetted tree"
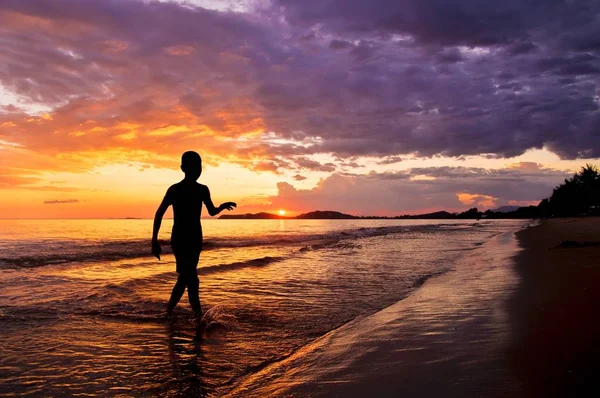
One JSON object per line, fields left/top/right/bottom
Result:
{"left": 457, "top": 207, "right": 481, "bottom": 219}
{"left": 548, "top": 164, "right": 599, "bottom": 217}
{"left": 537, "top": 198, "right": 550, "bottom": 218}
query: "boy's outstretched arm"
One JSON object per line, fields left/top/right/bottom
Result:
{"left": 152, "top": 189, "right": 172, "bottom": 259}
{"left": 203, "top": 186, "right": 237, "bottom": 216}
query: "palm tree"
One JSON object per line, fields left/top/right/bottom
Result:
{"left": 548, "top": 164, "right": 599, "bottom": 216}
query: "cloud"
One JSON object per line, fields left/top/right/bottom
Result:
{"left": 266, "top": 164, "right": 572, "bottom": 215}
{"left": 376, "top": 156, "right": 403, "bottom": 165}
{"left": 292, "top": 157, "right": 337, "bottom": 172}
{"left": 43, "top": 199, "right": 79, "bottom": 204}
{"left": 292, "top": 174, "right": 307, "bottom": 181}
{"left": 329, "top": 39, "right": 353, "bottom": 50}
{"left": 0, "top": 174, "right": 41, "bottom": 188}
{"left": 274, "top": 0, "right": 598, "bottom": 49}
{"left": 0, "top": 0, "right": 598, "bottom": 188}
{"left": 457, "top": 193, "right": 496, "bottom": 208}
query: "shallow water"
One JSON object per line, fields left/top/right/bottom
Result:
{"left": 229, "top": 231, "right": 525, "bottom": 397}
{"left": 0, "top": 219, "right": 526, "bottom": 396}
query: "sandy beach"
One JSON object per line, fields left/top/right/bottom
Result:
{"left": 511, "top": 218, "right": 600, "bottom": 397}
{"left": 228, "top": 218, "right": 600, "bottom": 397}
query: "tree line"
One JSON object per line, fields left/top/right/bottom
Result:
{"left": 476, "top": 164, "right": 600, "bottom": 219}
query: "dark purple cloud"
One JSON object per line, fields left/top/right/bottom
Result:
{"left": 265, "top": 0, "right": 600, "bottom": 159}
{"left": 275, "top": 0, "right": 597, "bottom": 49}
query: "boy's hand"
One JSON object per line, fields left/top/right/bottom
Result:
{"left": 221, "top": 202, "right": 237, "bottom": 211}
{"left": 151, "top": 239, "right": 162, "bottom": 260}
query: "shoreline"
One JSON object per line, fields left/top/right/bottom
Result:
{"left": 509, "top": 217, "right": 600, "bottom": 397}
{"left": 227, "top": 218, "right": 600, "bottom": 397}
{"left": 226, "top": 226, "right": 528, "bottom": 397}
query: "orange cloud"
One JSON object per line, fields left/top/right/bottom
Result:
{"left": 164, "top": 45, "right": 195, "bottom": 56}
{"left": 457, "top": 192, "right": 497, "bottom": 208}
{"left": 506, "top": 161, "right": 542, "bottom": 171}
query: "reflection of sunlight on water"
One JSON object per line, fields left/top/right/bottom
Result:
{"left": 0, "top": 219, "right": 527, "bottom": 396}
{"left": 165, "top": 321, "right": 206, "bottom": 397}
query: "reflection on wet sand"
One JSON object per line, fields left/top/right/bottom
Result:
{"left": 227, "top": 232, "right": 524, "bottom": 397}
{"left": 164, "top": 320, "right": 207, "bottom": 397}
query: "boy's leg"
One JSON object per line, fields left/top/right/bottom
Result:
{"left": 174, "top": 249, "right": 202, "bottom": 317}
{"left": 167, "top": 274, "right": 187, "bottom": 315}
{"left": 185, "top": 272, "right": 202, "bottom": 316}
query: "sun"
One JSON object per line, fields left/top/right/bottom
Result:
{"left": 278, "top": 209, "right": 286, "bottom": 216}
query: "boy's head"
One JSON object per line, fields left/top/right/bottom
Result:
{"left": 181, "top": 151, "right": 202, "bottom": 180}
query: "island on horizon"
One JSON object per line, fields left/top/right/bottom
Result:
{"left": 219, "top": 207, "right": 542, "bottom": 220}
{"left": 220, "top": 165, "right": 600, "bottom": 220}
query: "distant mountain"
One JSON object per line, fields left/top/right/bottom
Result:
{"left": 219, "top": 210, "right": 355, "bottom": 220}
{"left": 295, "top": 210, "right": 356, "bottom": 219}
{"left": 492, "top": 206, "right": 520, "bottom": 213}
{"left": 395, "top": 211, "right": 454, "bottom": 219}
{"left": 220, "top": 209, "right": 456, "bottom": 219}
{"left": 219, "top": 212, "right": 290, "bottom": 219}
{"left": 219, "top": 207, "right": 541, "bottom": 220}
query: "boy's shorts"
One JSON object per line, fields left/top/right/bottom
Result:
{"left": 172, "top": 247, "right": 201, "bottom": 274}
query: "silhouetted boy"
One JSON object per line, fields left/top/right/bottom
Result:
{"left": 152, "top": 151, "right": 236, "bottom": 318}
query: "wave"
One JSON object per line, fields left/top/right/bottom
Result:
{"left": 198, "top": 256, "right": 284, "bottom": 275}
{"left": 0, "top": 223, "right": 469, "bottom": 269}
{"left": 0, "top": 292, "right": 276, "bottom": 327}
{"left": 84, "top": 255, "right": 288, "bottom": 296}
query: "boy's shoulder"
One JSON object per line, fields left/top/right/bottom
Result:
{"left": 166, "top": 182, "right": 180, "bottom": 193}
{"left": 168, "top": 181, "right": 208, "bottom": 192}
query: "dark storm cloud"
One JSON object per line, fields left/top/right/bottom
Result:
{"left": 329, "top": 39, "right": 353, "bottom": 50}
{"left": 268, "top": 0, "right": 600, "bottom": 159}
{"left": 1, "top": 0, "right": 599, "bottom": 168}
{"left": 274, "top": 0, "right": 598, "bottom": 49}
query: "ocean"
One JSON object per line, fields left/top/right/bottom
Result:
{"left": 0, "top": 219, "right": 527, "bottom": 396}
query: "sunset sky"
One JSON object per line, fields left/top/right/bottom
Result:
{"left": 1, "top": 0, "right": 599, "bottom": 218}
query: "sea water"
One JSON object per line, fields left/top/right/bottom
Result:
{"left": 0, "top": 219, "right": 526, "bottom": 396}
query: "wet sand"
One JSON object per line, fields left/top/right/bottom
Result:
{"left": 510, "top": 217, "right": 600, "bottom": 397}
{"left": 228, "top": 218, "right": 600, "bottom": 397}
{"left": 228, "top": 230, "right": 525, "bottom": 397}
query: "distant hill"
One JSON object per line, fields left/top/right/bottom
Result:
{"left": 492, "top": 206, "right": 520, "bottom": 213}
{"left": 394, "top": 211, "right": 454, "bottom": 219}
{"left": 296, "top": 210, "right": 356, "bottom": 219}
{"left": 219, "top": 209, "right": 456, "bottom": 219}
{"left": 218, "top": 207, "right": 544, "bottom": 220}
{"left": 219, "top": 165, "right": 600, "bottom": 221}
{"left": 219, "top": 210, "right": 355, "bottom": 220}
{"left": 219, "top": 212, "right": 291, "bottom": 220}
